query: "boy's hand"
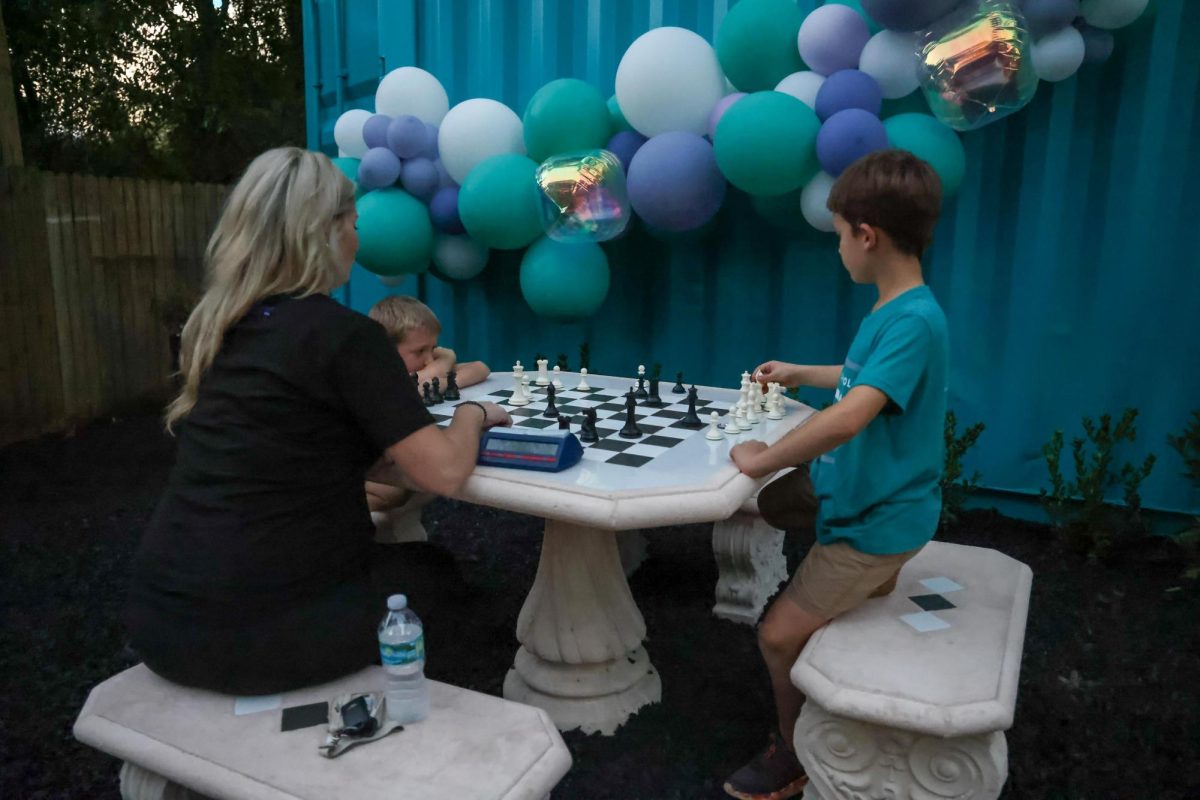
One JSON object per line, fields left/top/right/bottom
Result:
{"left": 752, "top": 360, "right": 799, "bottom": 389}
{"left": 729, "top": 440, "right": 769, "bottom": 476}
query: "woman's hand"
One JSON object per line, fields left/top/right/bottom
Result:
{"left": 475, "top": 401, "right": 512, "bottom": 428}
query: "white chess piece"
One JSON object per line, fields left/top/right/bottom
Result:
{"left": 724, "top": 407, "right": 741, "bottom": 435}
{"left": 746, "top": 395, "right": 760, "bottom": 425}
{"left": 767, "top": 383, "right": 784, "bottom": 419}
{"left": 575, "top": 367, "right": 592, "bottom": 391}
{"left": 552, "top": 365, "right": 564, "bottom": 390}
{"left": 705, "top": 411, "right": 724, "bottom": 441}
{"left": 736, "top": 401, "right": 752, "bottom": 431}
{"left": 756, "top": 382, "right": 767, "bottom": 411}
{"left": 536, "top": 358, "right": 550, "bottom": 386}
{"left": 509, "top": 364, "right": 529, "bottom": 406}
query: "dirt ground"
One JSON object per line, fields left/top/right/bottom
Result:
{"left": 2, "top": 411, "right": 1198, "bottom": 799}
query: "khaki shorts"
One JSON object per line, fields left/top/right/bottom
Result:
{"left": 757, "top": 466, "right": 923, "bottom": 621}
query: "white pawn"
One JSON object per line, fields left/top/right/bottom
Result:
{"left": 536, "top": 358, "right": 550, "bottom": 386}
{"left": 552, "top": 365, "right": 564, "bottom": 390}
{"left": 575, "top": 367, "right": 592, "bottom": 392}
{"left": 736, "top": 401, "right": 752, "bottom": 431}
{"left": 705, "top": 411, "right": 724, "bottom": 440}
{"left": 746, "top": 395, "right": 760, "bottom": 425}
{"left": 767, "top": 384, "right": 784, "bottom": 420}
{"left": 724, "top": 406, "right": 741, "bottom": 435}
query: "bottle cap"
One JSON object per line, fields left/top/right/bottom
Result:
{"left": 387, "top": 594, "right": 408, "bottom": 611}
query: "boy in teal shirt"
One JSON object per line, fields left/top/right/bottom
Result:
{"left": 723, "top": 150, "right": 949, "bottom": 800}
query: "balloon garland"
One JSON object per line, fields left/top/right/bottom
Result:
{"left": 331, "top": 0, "right": 1148, "bottom": 321}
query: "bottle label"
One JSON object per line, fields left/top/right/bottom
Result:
{"left": 380, "top": 633, "right": 425, "bottom": 666}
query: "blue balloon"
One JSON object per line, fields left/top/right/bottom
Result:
{"left": 860, "top": 0, "right": 961, "bottom": 31}
{"left": 816, "top": 109, "right": 889, "bottom": 176}
{"left": 429, "top": 187, "right": 464, "bottom": 234}
{"left": 1023, "top": 0, "right": 1080, "bottom": 38}
{"left": 386, "top": 115, "right": 427, "bottom": 159}
{"left": 357, "top": 147, "right": 402, "bottom": 189}
{"left": 797, "top": 5, "right": 871, "bottom": 76}
{"left": 606, "top": 130, "right": 648, "bottom": 173}
{"left": 421, "top": 122, "right": 440, "bottom": 159}
{"left": 400, "top": 157, "right": 439, "bottom": 200}
{"left": 362, "top": 114, "right": 392, "bottom": 149}
{"left": 1075, "top": 21, "right": 1115, "bottom": 62}
{"left": 434, "top": 159, "right": 455, "bottom": 190}
{"left": 626, "top": 131, "right": 727, "bottom": 232}
{"left": 815, "top": 70, "right": 883, "bottom": 121}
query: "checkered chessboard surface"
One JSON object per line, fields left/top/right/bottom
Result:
{"left": 428, "top": 385, "right": 728, "bottom": 469}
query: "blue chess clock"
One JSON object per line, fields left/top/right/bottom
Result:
{"left": 477, "top": 428, "right": 583, "bottom": 472}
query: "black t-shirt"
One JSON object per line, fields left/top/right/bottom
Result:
{"left": 129, "top": 294, "right": 433, "bottom": 620}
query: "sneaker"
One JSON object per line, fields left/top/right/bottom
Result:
{"left": 723, "top": 732, "right": 809, "bottom": 800}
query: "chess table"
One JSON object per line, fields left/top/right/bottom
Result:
{"left": 417, "top": 371, "right": 816, "bottom": 735}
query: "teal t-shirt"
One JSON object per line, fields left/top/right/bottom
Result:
{"left": 810, "top": 285, "right": 949, "bottom": 555}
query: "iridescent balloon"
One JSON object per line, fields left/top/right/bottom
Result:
{"left": 534, "top": 149, "right": 631, "bottom": 242}
{"left": 918, "top": 0, "right": 1038, "bottom": 132}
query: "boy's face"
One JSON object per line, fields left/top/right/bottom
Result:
{"left": 396, "top": 326, "right": 438, "bottom": 374}
{"left": 833, "top": 213, "right": 875, "bottom": 284}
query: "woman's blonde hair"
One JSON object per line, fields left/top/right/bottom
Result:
{"left": 165, "top": 147, "right": 356, "bottom": 431}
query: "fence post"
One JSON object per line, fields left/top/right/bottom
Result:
{"left": 0, "top": 6, "right": 24, "bottom": 167}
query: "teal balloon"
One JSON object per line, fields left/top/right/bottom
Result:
{"left": 519, "top": 238, "right": 610, "bottom": 321}
{"left": 882, "top": 92, "right": 931, "bottom": 119}
{"left": 715, "top": 0, "right": 806, "bottom": 92}
{"left": 458, "top": 154, "right": 543, "bottom": 250}
{"left": 828, "top": 0, "right": 884, "bottom": 34}
{"left": 524, "top": 79, "right": 611, "bottom": 162}
{"left": 331, "top": 156, "right": 367, "bottom": 198}
{"left": 355, "top": 188, "right": 433, "bottom": 276}
{"left": 753, "top": 189, "right": 817, "bottom": 238}
{"left": 714, "top": 91, "right": 821, "bottom": 196}
{"left": 608, "top": 95, "right": 634, "bottom": 134}
{"left": 884, "top": 113, "right": 966, "bottom": 197}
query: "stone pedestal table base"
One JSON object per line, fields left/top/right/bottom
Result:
{"left": 711, "top": 511, "right": 788, "bottom": 625}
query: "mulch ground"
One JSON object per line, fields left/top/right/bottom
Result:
{"left": 2, "top": 411, "right": 1197, "bottom": 799}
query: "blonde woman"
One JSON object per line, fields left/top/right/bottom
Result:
{"left": 124, "top": 147, "right": 509, "bottom": 695}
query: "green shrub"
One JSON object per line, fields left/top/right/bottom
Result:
{"left": 1167, "top": 410, "right": 1200, "bottom": 580}
{"left": 556, "top": 353, "right": 569, "bottom": 371}
{"left": 578, "top": 342, "right": 590, "bottom": 371}
{"left": 1040, "top": 408, "right": 1157, "bottom": 558}
{"left": 941, "top": 411, "right": 985, "bottom": 526}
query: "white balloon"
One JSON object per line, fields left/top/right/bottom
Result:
{"left": 1079, "top": 0, "right": 1149, "bottom": 29}
{"left": 433, "top": 234, "right": 490, "bottom": 281}
{"left": 437, "top": 99, "right": 525, "bottom": 185}
{"left": 615, "top": 27, "right": 726, "bottom": 137}
{"left": 375, "top": 67, "right": 450, "bottom": 124}
{"left": 775, "top": 71, "right": 826, "bottom": 110}
{"left": 801, "top": 172, "right": 837, "bottom": 233}
{"left": 333, "top": 109, "right": 372, "bottom": 158}
{"left": 1033, "top": 26, "right": 1086, "bottom": 82}
{"left": 858, "top": 30, "right": 920, "bottom": 100}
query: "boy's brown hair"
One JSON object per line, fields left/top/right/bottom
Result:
{"left": 368, "top": 295, "right": 441, "bottom": 344}
{"left": 826, "top": 150, "right": 943, "bottom": 258}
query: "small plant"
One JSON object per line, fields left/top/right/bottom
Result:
{"left": 556, "top": 353, "right": 569, "bottom": 371}
{"left": 1167, "top": 410, "right": 1200, "bottom": 580}
{"left": 651, "top": 363, "right": 662, "bottom": 380}
{"left": 1040, "top": 408, "right": 1157, "bottom": 558}
{"left": 534, "top": 352, "right": 546, "bottom": 367}
{"left": 579, "top": 342, "right": 590, "bottom": 371}
{"left": 941, "top": 411, "right": 985, "bottom": 526}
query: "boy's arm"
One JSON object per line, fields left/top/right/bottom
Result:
{"left": 453, "top": 360, "right": 490, "bottom": 388}
{"left": 729, "top": 385, "right": 890, "bottom": 478}
{"left": 755, "top": 360, "right": 842, "bottom": 390}
{"left": 417, "top": 347, "right": 457, "bottom": 386}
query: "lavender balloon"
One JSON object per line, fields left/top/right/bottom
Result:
{"left": 1023, "top": 0, "right": 1080, "bottom": 38}
{"left": 707, "top": 93, "right": 747, "bottom": 139}
{"left": 606, "top": 131, "right": 648, "bottom": 173}
{"left": 362, "top": 114, "right": 392, "bottom": 149}
{"left": 429, "top": 186, "right": 465, "bottom": 234}
{"left": 400, "top": 157, "right": 439, "bottom": 201}
{"left": 357, "top": 147, "right": 403, "bottom": 190}
{"left": 815, "top": 70, "right": 883, "bottom": 121}
{"left": 434, "top": 159, "right": 455, "bottom": 190}
{"left": 626, "top": 132, "right": 726, "bottom": 232}
{"left": 816, "top": 109, "right": 889, "bottom": 176}
{"left": 798, "top": 5, "right": 871, "bottom": 76}
{"left": 421, "top": 122, "right": 440, "bottom": 159}
{"left": 386, "top": 115, "right": 428, "bottom": 158}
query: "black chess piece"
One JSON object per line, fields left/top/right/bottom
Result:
{"left": 421, "top": 381, "right": 435, "bottom": 407}
{"left": 635, "top": 375, "right": 648, "bottom": 400}
{"left": 410, "top": 372, "right": 420, "bottom": 387}
{"left": 557, "top": 414, "right": 571, "bottom": 431}
{"left": 681, "top": 385, "right": 703, "bottom": 429}
{"left": 645, "top": 377, "right": 665, "bottom": 408}
{"left": 430, "top": 376, "right": 444, "bottom": 404}
{"left": 672, "top": 371, "right": 686, "bottom": 394}
{"left": 443, "top": 369, "right": 460, "bottom": 401}
{"left": 580, "top": 407, "right": 599, "bottom": 443}
{"left": 542, "top": 383, "right": 559, "bottom": 418}
{"left": 619, "top": 389, "right": 643, "bottom": 438}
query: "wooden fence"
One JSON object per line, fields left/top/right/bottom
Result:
{"left": 0, "top": 167, "right": 227, "bottom": 445}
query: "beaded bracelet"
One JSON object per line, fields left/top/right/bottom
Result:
{"left": 456, "top": 400, "right": 488, "bottom": 425}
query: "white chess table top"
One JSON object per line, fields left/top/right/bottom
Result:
{"left": 437, "top": 371, "right": 815, "bottom": 531}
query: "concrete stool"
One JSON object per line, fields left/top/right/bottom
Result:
{"left": 790, "top": 541, "right": 1033, "bottom": 800}
{"left": 74, "top": 664, "right": 572, "bottom": 800}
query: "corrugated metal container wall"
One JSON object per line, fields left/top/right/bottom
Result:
{"left": 302, "top": 0, "right": 1199, "bottom": 516}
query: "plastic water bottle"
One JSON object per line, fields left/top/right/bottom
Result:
{"left": 378, "top": 594, "right": 430, "bottom": 723}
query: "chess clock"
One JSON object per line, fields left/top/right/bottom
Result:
{"left": 477, "top": 428, "right": 583, "bottom": 472}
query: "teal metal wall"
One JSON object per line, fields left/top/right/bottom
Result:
{"left": 302, "top": 0, "right": 1200, "bottom": 516}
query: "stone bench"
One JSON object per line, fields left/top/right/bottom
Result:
{"left": 74, "top": 664, "right": 572, "bottom": 800}
{"left": 790, "top": 540, "right": 1033, "bottom": 800}
{"left": 712, "top": 476, "right": 793, "bottom": 625}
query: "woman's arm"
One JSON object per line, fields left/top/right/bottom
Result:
{"left": 382, "top": 401, "right": 509, "bottom": 496}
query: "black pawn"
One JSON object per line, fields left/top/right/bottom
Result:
{"left": 645, "top": 377, "right": 665, "bottom": 408}
{"left": 430, "top": 376, "right": 444, "bottom": 404}
{"left": 410, "top": 372, "right": 420, "bottom": 387}
{"left": 619, "top": 389, "right": 643, "bottom": 438}
{"left": 681, "top": 385, "right": 703, "bottom": 429}
{"left": 542, "top": 383, "right": 559, "bottom": 418}
{"left": 580, "top": 408, "right": 599, "bottom": 443}
{"left": 672, "top": 371, "right": 686, "bottom": 394}
{"left": 443, "top": 370, "right": 460, "bottom": 401}
{"left": 421, "top": 381, "right": 435, "bottom": 407}
{"left": 557, "top": 414, "right": 571, "bottom": 430}
{"left": 635, "top": 375, "right": 648, "bottom": 400}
